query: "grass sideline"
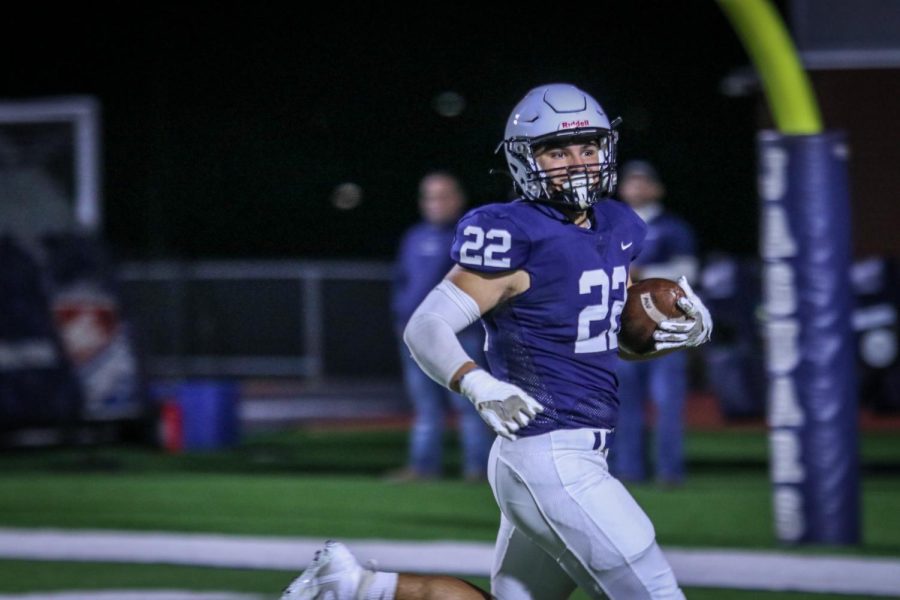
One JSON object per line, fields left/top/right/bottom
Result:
{"left": 1, "top": 428, "right": 898, "bottom": 598}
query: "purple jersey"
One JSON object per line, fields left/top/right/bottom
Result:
{"left": 451, "top": 199, "right": 647, "bottom": 435}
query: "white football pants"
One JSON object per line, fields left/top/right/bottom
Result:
{"left": 487, "top": 429, "right": 685, "bottom": 599}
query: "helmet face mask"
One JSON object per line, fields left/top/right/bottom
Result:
{"left": 500, "top": 84, "right": 620, "bottom": 210}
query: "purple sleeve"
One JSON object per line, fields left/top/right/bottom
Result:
{"left": 450, "top": 208, "right": 530, "bottom": 273}
{"left": 629, "top": 215, "right": 648, "bottom": 262}
{"left": 613, "top": 202, "right": 648, "bottom": 262}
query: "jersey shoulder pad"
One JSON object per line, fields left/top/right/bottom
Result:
{"left": 599, "top": 199, "right": 647, "bottom": 241}
{"left": 596, "top": 199, "right": 648, "bottom": 260}
{"left": 599, "top": 198, "right": 647, "bottom": 232}
{"left": 451, "top": 203, "right": 531, "bottom": 273}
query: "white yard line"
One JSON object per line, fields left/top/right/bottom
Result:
{"left": 665, "top": 548, "right": 900, "bottom": 596}
{"left": 1, "top": 528, "right": 899, "bottom": 597}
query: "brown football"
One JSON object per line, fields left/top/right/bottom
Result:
{"left": 619, "top": 278, "right": 687, "bottom": 354}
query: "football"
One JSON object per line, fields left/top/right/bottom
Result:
{"left": 619, "top": 278, "right": 687, "bottom": 354}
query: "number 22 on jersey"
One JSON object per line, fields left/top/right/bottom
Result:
{"left": 576, "top": 266, "right": 627, "bottom": 353}
{"left": 458, "top": 225, "right": 625, "bottom": 353}
{"left": 459, "top": 225, "right": 512, "bottom": 268}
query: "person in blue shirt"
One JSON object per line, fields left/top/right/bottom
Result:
{"left": 610, "top": 160, "right": 699, "bottom": 487}
{"left": 390, "top": 171, "right": 492, "bottom": 482}
{"left": 283, "top": 84, "right": 712, "bottom": 600}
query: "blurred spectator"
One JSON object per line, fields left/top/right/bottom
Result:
{"left": 389, "top": 172, "right": 492, "bottom": 481}
{"left": 852, "top": 257, "right": 900, "bottom": 413}
{"left": 699, "top": 253, "right": 766, "bottom": 420}
{"left": 611, "top": 160, "right": 698, "bottom": 486}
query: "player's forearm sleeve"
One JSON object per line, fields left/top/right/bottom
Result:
{"left": 402, "top": 280, "right": 482, "bottom": 388}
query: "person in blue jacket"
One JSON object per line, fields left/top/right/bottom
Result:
{"left": 611, "top": 160, "right": 699, "bottom": 487}
{"left": 390, "top": 171, "right": 491, "bottom": 481}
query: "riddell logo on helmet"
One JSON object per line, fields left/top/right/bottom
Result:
{"left": 560, "top": 120, "right": 590, "bottom": 129}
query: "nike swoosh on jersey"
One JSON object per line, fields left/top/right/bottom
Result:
{"left": 621, "top": 241, "right": 633, "bottom": 250}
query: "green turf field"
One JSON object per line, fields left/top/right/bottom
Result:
{"left": 0, "top": 560, "right": 892, "bottom": 599}
{"left": 1, "top": 428, "right": 898, "bottom": 598}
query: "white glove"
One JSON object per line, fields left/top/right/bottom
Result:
{"left": 459, "top": 369, "right": 543, "bottom": 440}
{"left": 653, "top": 275, "right": 713, "bottom": 351}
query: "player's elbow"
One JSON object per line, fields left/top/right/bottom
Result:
{"left": 401, "top": 317, "right": 418, "bottom": 354}
{"left": 402, "top": 310, "right": 439, "bottom": 356}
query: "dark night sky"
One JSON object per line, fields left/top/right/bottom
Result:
{"left": 2, "top": 3, "right": 763, "bottom": 261}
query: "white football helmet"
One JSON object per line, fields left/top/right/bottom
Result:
{"left": 499, "top": 83, "right": 620, "bottom": 210}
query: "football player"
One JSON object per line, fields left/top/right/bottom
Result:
{"left": 282, "top": 83, "right": 712, "bottom": 599}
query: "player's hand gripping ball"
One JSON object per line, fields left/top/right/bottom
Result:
{"left": 620, "top": 278, "right": 687, "bottom": 354}
{"left": 619, "top": 277, "right": 687, "bottom": 354}
{"left": 620, "top": 276, "right": 713, "bottom": 354}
